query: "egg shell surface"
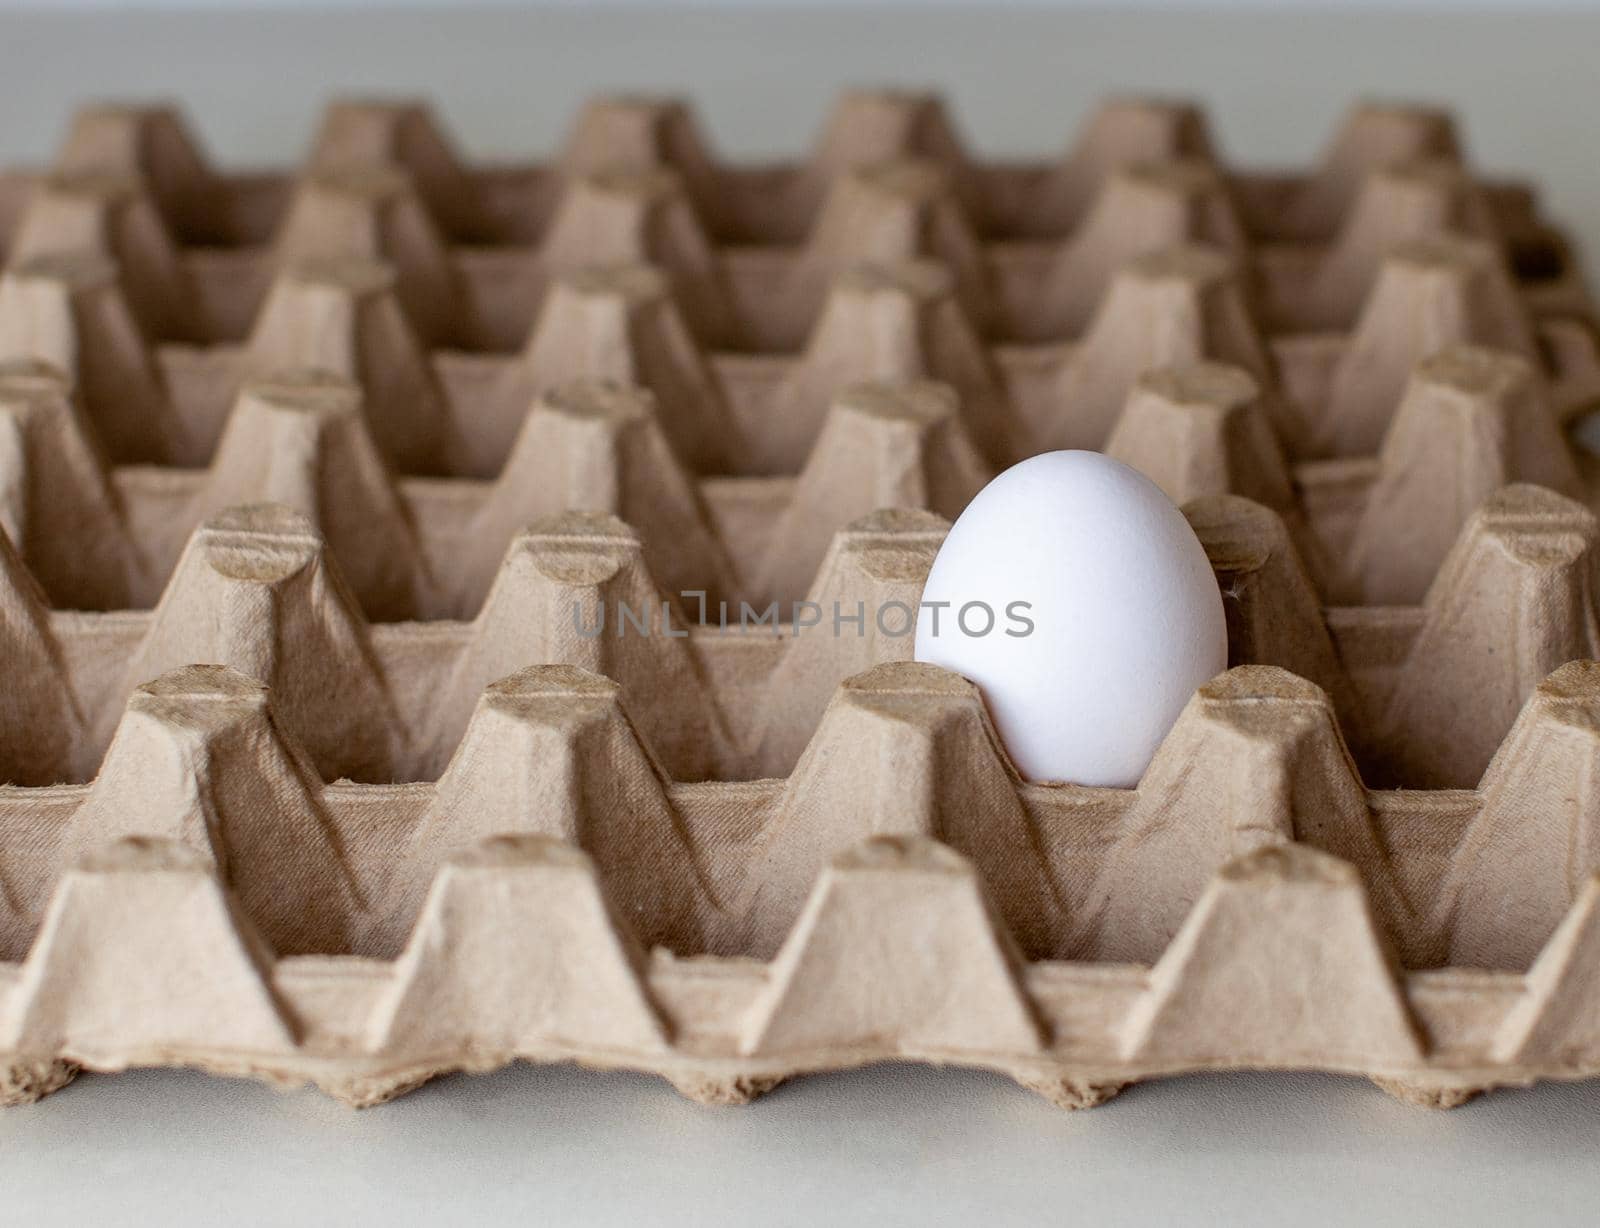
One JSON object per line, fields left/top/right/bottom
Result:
{"left": 914, "top": 450, "right": 1227, "bottom": 787}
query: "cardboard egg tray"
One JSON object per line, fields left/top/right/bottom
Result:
{"left": 0, "top": 92, "right": 1592, "bottom": 321}
{"left": 2, "top": 94, "right": 1600, "bottom": 1111}
{"left": 2, "top": 95, "right": 1599, "bottom": 465}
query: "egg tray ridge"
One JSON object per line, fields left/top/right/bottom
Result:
{"left": 0, "top": 421, "right": 1597, "bottom": 1109}
{"left": 0, "top": 345, "right": 1596, "bottom": 792}
{"left": 3, "top": 148, "right": 1600, "bottom": 623}
{"left": 5, "top": 650, "right": 1600, "bottom": 1112}
{"left": 0, "top": 92, "right": 1591, "bottom": 321}
{"left": 2, "top": 95, "right": 1599, "bottom": 478}
{"left": 1, "top": 96, "right": 1600, "bottom": 1108}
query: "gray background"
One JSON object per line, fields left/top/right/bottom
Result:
{"left": 2, "top": 5, "right": 1599, "bottom": 1225}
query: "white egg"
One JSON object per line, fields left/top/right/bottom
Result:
{"left": 914, "top": 450, "right": 1226, "bottom": 787}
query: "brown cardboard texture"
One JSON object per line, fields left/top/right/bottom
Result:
{"left": 0, "top": 93, "right": 1598, "bottom": 1110}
